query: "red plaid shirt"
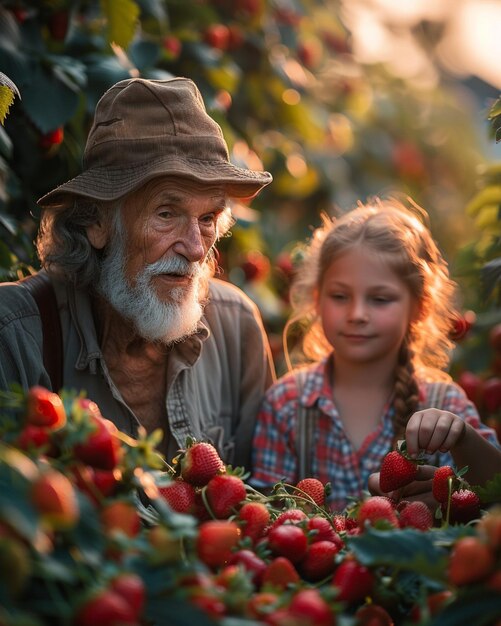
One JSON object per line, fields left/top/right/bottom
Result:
{"left": 251, "top": 356, "right": 499, "bottom": 512}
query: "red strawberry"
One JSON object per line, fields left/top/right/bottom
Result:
{"left": 246, "top": 591, "right": 280, "bottom": 619}
{"left": 31, "top": 468, "right": 79, "bottom": 530}
{"left": 432, "top": 466, "right": 456, "bottom": 503}
{"left": 289, "top": 588, "right": 333, "bottom": 626}
{"left": 261, "top": 556, "right": 300, "bottom": 590}
{"left": 448, "top": 536, "right": 495, "bottom": 586}
{"left": 332, "top": 514, "right": 358, "bottom": 534}
{"left": 332, "top": 557, "right": 374, "bottom": 604}
{"left": 299, "top": 540, "right": 340, "bottom": 581}
{"left": 355, "top": 603, "right": 394, "bottom": 625}
{"left": 179, "top": 441, "right": 225, "bottom": 487}
{"left": 205, "top": 473, "right": 246, "bottom": 518}
{"left": 398, "top": 501, "right": 433, "bottom": 531}
{"left": 270, "top": 508, "right": 307, "bottom": 529}
{"left": 446, "top": 489, "right": 481, "bottom": 524}
{"left": 379, "top": 450, "right": 418, "bottom": 492}
{"left": 72, "top": 465, "right": 118, "bottom": 503}
{"left": 228, "top": 549, "right": 267, "bottom": 587}
{"left": 74, "top": 589, "right": 138, "bottom": 626}
{"left": 73, "top": 401, "right": 123, "bottom": 470}
{"left": 307, "top": 516, "right": 344, "bottom": 548}
{"left": 238, "top": 501, "right": 270, "bottom": 542}
{"left": 100, "top": 500, "right": 141, "bottom": 539}
{"left": 109, "top": 573, "right": 145, "bottom": 619}
{"left": 296, "top": 478, "right": 326, "bottom": 506}
{"left": 267, "top": 524, "right": 308, "bottom": 563}
{"left": 357, "top": 496, "right": 399, "bottom": 529}
{"left": 16, "top": 424, "right": 51, "bottom": 452}
{"left": 196, "top": 520, "right": 241, "bottom": 569}
{"left": 159, "top": 480, "right": 197, "bottom": 514}
{"left": 25, "top": 386, "right": 66, "bottom": 429}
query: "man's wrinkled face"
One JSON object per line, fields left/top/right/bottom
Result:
{"left": 97, "top": 178, "right": 228, "bottom": 344}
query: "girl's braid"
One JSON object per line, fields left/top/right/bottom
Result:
{"left": 392, "top": 340, "right": 420, "bottom": 442}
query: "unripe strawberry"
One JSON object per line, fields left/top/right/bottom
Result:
{"left": 147, "top": 525, "right": 182, "bottom": 565}
{"left": 31, "top": 468, "right": 79, "bottom": 530}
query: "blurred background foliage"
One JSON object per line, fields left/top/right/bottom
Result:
{"left": 1, "top": 0, "right": 501, "bottom": 391}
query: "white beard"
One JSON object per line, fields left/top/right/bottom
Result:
{"left": 97, "top": 225, "right": 205, "bottom": 345}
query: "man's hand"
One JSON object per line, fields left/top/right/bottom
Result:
{"left": 368, "top": 464, "right": 439, "bottom": 511}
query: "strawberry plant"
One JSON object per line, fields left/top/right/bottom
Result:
{"left": 1, "top": 385, "right": 501, "bottom": 625}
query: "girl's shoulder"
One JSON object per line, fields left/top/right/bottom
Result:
{"left": 418, "top": 378, "right": 467, "bottom": 409}
{"left": 265, "top": 364, "right": 320, "bottom": 402}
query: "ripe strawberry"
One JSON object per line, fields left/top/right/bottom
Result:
{"left": 289, "top": 588, "right": 333, "bottom": 626}
{"left": 332, "top": 514, "right": 358, "bottom": 533}
{"left": 355, "top": 603, "right": 394, "bottom": 625}
{"left": 261, "top": 556, "right": 300, "bottom": 590}
{"left": 72, "top": 465, "right": 118, "bottom": 504}
{"left": 299, "top": 540, "right": 340, "bottom": 582}
{"left": 109, "top": 573, "right": 145, "bottom": 618}
{"left": 190, "top": 591, "right": 226, "bottom": 620}
{"left": 159, "top": 479, "right": 197, "bottom": 514}
{"left": 432, "top": 466, "right": 456, "bottom": 503}
{"left": 228, "top": 549, "right": 267, "bottom": 586}
{"left": 205, "top": 473, "right": 246, "bottom": 518}
{"left": 332, "top": 557, "right": 374, "bottom": 604}
{"left": 100, "top": 500, "right": 141, "bottom": 539}
{"left": 196, "top": 520, "right": 241, "bottom": 569}
{"left": 296, "top": 478, "right": 326, "bottom": 506}
{"left": 379, "top": 450, "right": 418, "bottom": 492}
{"left": 73, "top": 402, "right": 123, "bottom": 470}
{"left": 238, "top": 501, "right": 270, "bottom": 542}
{"left": 357, "top": 496, "right": 399, "bottom": 529}
{"left": 31, "top": 469, "right": 79, "bottom": 530}
{"left": 448, "top": 536, "right": 495, "bottom": 586}
{"left": 446, "top": 489, "right": 481, "bottom": 524}
{"left": 16, "top": 424, "right": 51, "bottom": 452}
{"left": 267, "top": 524, "right": 308, "bottom": 563}
{"left": 179, "top": 441, "right": 225, "bottom": 487}
{"left": 25, "top": 386, "right": 66, "bottom": 429}
{"left": 398, "top": 501, "right": 433, "bottom": 531}
{"left": 270, "top": 508, "right": 307, "bottom": 529}
{"left": 74, "top": 589, "right": 139, "bottom": 626}
{"left": 307, "top": 516, "right": 344, "bottom": 548}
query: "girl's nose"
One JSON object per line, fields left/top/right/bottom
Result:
{"left": 349, "top": 298, "right": 369, "bottom": 322}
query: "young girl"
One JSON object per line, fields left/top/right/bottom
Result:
{"left": 251, "top": 198, "right": 501, "bottom": 512}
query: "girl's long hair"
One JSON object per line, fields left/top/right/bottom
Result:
{"left": 284, "top": 197, "right": 458, "bottom": 438}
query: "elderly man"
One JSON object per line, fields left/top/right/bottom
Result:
{"left": 0, "top": 77, "right": 275, "bottom": 470}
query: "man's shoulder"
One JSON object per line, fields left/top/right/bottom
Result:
{"left": 0, "top": 279, "right": 40, "bottom": 326}
{"left": 207, "top": 278, "right": 259, "bottom": 313}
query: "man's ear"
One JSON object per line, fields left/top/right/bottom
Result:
{"left": 86, "top": 222, "right": 108, "bottom": 250}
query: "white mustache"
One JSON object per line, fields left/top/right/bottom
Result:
{"left": 145, "top": 256, "right": 200, "bottom": 278}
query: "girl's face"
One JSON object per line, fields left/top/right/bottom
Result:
{"left": 316, "top": 245, "right": 417, "bottom": 369}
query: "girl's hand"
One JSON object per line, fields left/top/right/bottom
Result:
{"left": 405, "top": 409, "right": 467, "bottom": 458}
{"left": 368, "top": 465, "right": 438, "bottom": 510}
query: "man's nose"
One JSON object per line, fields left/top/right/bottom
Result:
{"left": 172, "top": 219, "right": 206, "bottom": 262}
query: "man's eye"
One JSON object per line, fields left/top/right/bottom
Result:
{"left": 200, "top": 213, "right": 217, "bottom": 226}
{"left": 158, "top": 210, "right": 174, "bottom": 219}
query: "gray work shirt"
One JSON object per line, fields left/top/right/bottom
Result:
{"left": 0, "top": 274, "right": 275, "bottom": 471}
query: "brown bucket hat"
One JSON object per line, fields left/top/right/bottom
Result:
{"left": 37, "top": 77, "right": 272, "bottom": 208}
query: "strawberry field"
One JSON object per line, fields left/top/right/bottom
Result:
{"left": 1, "top": 385, "right": 500, "bottom": 626}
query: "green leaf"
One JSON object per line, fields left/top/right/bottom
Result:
{"left": 0, "top": 85, "right": 15, "bottom": 125}
{"left": 101, "top": 0, "right": 141, "bottom": 49}
{"left": 428, "top": 589, "right": 501, "bottom": 626}
{"left": 346, "top": 527, "right": 470, "bottom": 581}
{"left": 474, "top": 472, "right": 501, "bottom": 504}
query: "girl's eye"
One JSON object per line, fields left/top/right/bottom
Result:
{"left": 372, "top": 296, "right": 393, "bottom": 304}
{"left": 330, "top": 293, "right": 347, "bottom": 301}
